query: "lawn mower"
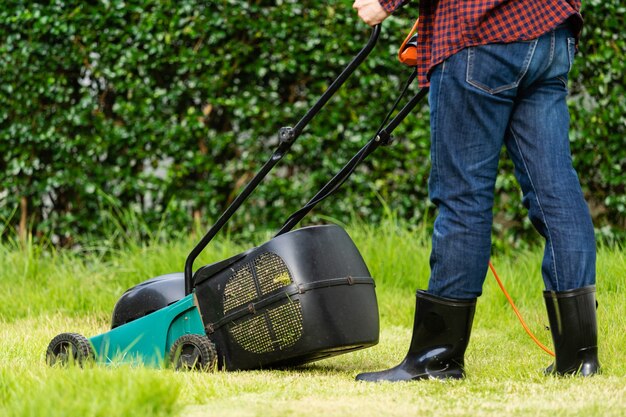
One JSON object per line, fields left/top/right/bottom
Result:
{"left": 46, "top": 23, "right": 428, "bottom": 371}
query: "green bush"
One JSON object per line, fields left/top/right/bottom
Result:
{"left": 1, "top": 0, "right": 623, "bottom": 247}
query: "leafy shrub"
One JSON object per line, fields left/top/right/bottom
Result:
{"left": 0, "top": 0, "right": 623, "bottom": 247}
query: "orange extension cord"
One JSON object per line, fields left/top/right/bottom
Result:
{"left": 488, "top": 261, "right": 555, "bottom": 357}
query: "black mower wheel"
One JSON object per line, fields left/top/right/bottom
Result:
{"left": 170, "top": 334, "right": 217, "bottom": 372}
{"left": 46, "top": 332, "right": 94, "bottom": 367}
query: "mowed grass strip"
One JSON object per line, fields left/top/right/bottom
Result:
{"left": 1, "top": 222, "right": 624, "bottom": 417}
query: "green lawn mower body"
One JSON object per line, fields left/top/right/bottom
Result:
{"left": 90, "top": 292, "right": 203, "bottom": 367}
{"left": 51, "top": 225, "right": 378, "bottom": 371}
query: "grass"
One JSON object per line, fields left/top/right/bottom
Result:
{"left": 0, "top": 219, "right": 624, "bottom": 417}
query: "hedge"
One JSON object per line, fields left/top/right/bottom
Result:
{"left": 1, "top": 0, "right": 624, "bottom": 247}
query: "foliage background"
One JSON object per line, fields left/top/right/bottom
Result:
{"left": 1, "top": 0, "right": 624, "bottom": 247}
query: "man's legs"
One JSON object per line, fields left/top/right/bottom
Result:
{"left": 356, "top": 27, "right": 598, "bottom": 382}
{"left": 428, "top": 27, "right": 594, "bottom": 298}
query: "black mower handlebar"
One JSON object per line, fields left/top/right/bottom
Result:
{"left": 184, "top": 24, "right": 382, "bottom": 295}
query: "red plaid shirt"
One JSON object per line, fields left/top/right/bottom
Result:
{"left": 379, "top": 0, "right": 582, "bottom": 86}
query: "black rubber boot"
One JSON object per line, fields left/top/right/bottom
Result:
{"left": 356, "top": 290, "right": 476, "bottom": 382}
{"left": 544, "top": 285, "right": 600, "bottom": 376}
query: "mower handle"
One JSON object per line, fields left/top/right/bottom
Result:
{"left": 184, "top": 24, "right": 381, "bottom": 295}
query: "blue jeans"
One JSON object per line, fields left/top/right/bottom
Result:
{"left": 426, "top": 26, "right": 596, "bottom": 299}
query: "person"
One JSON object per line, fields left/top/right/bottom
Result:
{"left": 352, "top": 0, "right": 600, "bottom": 381}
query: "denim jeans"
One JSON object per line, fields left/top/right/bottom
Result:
{"left": 426, "top": 26, "right": 596, "bottom": 299}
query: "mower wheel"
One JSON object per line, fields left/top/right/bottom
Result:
{"left": 170, "top": 334, "right": 217, "bottom": 372}
{"left": 46, "top": 332, "right": 94, "bottom": 367}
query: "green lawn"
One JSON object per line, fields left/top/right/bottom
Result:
{"left": 1, "top": 222, "right": 624, "bottom": 417}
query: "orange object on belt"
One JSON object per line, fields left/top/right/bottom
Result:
{"left": 398, "top": 18, "right": 420, "bottom": 66}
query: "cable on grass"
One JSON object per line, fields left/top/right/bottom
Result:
{"left": 489, "top": 261, "right": 555, "bottom": 357}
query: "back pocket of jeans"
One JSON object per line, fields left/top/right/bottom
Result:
{"left": 466, "top": 40, "right": 538, "bottom": 94}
